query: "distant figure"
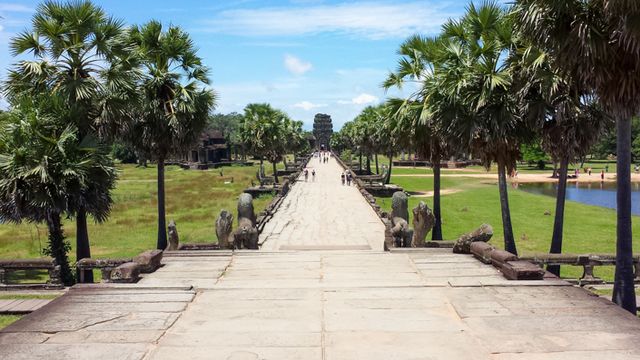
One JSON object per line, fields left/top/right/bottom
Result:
{"left": 312, "top": 169, "right": 316, "bottom": 182}
{"left": 346, "top": 171, "right": 352, "bottom": 186}
{"left": 304, "top": 168, "right": 309, "bottom": 182}
{"left": 605, "top": 165, "right": 609, "bottom": 173}
{"left": 601, "top": 170, "right": 605, "bottom": 181}
{"left": 575, "top": 168, "right": 579, "bottom": 178}
{"left": 635, "top": 164, "right": 639, "bottom": 173}
{"left": 341, "top": 172, "right": 345, "bottom": 185}
{"left": 588, "top": 167, "right": 592, "bottom": 176}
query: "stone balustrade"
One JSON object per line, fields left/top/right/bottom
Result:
{"left": 0, "top": 258, "right": 63, "bottom": 289}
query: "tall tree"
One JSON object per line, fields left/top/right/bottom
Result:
{"left": 438, "top": 2, "right": 531, "bottom": 254}
{"left": 383, "top": 34, "right": 463, "bottom": 241}
{"left": 0, "top": 108, "right": 115, "bottom": 285}
{"left": 241, "top": 103, "right": 300, "bottom": 184}
{"left": 128, "top": 21, "right": 216, "bottom": 250}
{"left": 6, "top": 0, "right": 134, "bottom": 281}
{"left": 516, "top": 45, "right": 610, "bottom": 276}
{"left": 517, "top": 0, "right": 640, "bottom": 313}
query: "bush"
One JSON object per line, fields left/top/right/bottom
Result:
{"left": 111, "top": 143, "right": 137, "bottom": 164}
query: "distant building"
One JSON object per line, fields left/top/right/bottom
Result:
{"left": 313, "top": 113, "right": 333, "bottom": 151}
{"left": 179, "top": 130, "right": 228, "bottom": 169}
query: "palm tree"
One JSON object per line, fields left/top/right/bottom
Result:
{"left": 516, "top": 0, "right": 640, "bottom": 313}
{"left": 5, "top": 1, "right": 134, "bottom": 281}
{"left": 0, "top": 108, "right": 115, "bottom": 286}
{"left": 241, "top": 103, "right": 296, "bottom": 184}
{"left": 435, "top": 2, "right": 532, "bottom": 254}
{"left": 383, "top": 35, "right": 462, "bottom": 241}
{"left": 128, "top": 21, "right": 216, "bottom": 250}
{"left": 515, "top": 45, "right": 611, "bottom": 276}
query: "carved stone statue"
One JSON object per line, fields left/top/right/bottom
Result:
{"left": 452, "top": 224, "right": 494, "bottom": 254}
{"left": 411, "top": 201, "right": 435, "bottom": 247}
{"left": 389, "top": 191, "right": 413, "bottom": 247}
{"left": 215, "top": 210, "right": 234, "bottom": 249}
{"left": 167, "top": 220, "right": 179, "bottom": 250}
{"left": 234, "top": 193, "right": 259, "bottom": 249}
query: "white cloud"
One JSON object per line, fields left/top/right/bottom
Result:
{"left": 0, "top": 3, "right": 34, "bottom": 12}
{"left": 350, "top": 93, "right": 379, "bottom": 105}
{"left": 284, "top": 54, "right": 312, "bottom": 75}
{"left": 202, "top": 1, "right": 456, "bottom": 39}
{"left": 293, "top": 101, "right": 326, "bottom": 111}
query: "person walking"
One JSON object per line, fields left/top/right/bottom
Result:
{"left": 312, "top": 169, "right": 316, "bottom": 182}
{"left": 304, "top": 168, "right": 309, "bottom": 182}
{"left": 601, "top": 170, "right": 605, "bottom": 181}
{"left": 341, "top": 172, "right": 345, "bottom": 185}
{"left": 346, "top": 171, "right": 352, "bottom": 186}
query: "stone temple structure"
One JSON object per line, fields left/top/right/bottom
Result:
{"left": 312, "top": 113, "right": 333, "bottom": 151}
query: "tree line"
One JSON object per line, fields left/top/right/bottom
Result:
{"left": 334, "top": 1, "right": 639, "bottom": 314}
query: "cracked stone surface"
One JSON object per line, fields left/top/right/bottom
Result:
{"left": 2, "top": 158, "right": 640, "bottom": 359}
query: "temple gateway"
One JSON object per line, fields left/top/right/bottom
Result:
{"left": 312, "top": 113, "right": 333, "bottom": 151}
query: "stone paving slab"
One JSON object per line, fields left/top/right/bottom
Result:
{"left": 3, "top": 250, "right": 640, "bottom": 359}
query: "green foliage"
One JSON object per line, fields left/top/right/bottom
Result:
{"left": 0, "top": 109, "right": 116, "bottom": 284}
{"left": 111, "top": 142, "right": 138, "bottom": 164}
{"left": 240, "top": 103, "right": 304, "bottom": 165}
{"left": 521, "top": 142, "right": 549, "bottom": 169}
{"left": 209, "top": 112, "right": 243, "bottom": 146}
{"left": 126, "top": 21, "right": 216, "bottom": 161}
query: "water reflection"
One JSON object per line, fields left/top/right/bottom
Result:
{"left": 518, "top": 181, "right": 640, "bottom": 215}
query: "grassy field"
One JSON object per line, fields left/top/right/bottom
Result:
{"left": 0, "top": 163, "right": 274, "bottom": 261}
{"left": 376, "top": 172, "right": 640, "bottom": 280}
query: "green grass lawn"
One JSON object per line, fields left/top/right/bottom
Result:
{"left": 0, "top": 163, "right": 274, "bottom": 261}
{"left": 377, "top": 173, "right": 640, "bottom": 281}
{"left": 0, "top": 315, "right": 21, "bottom": 329}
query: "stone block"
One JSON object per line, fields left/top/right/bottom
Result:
{"left": 133, "top": 250, "right": 163, "bottom": 273}
{"left": 490, "top": 249, "right": 518, "bottom": 267}
{"left": 500, "top": 260, "right": 545, "bottom": 280}
{"left": 110, "top": 262, "right": 141, "bottom": 283}
{"left": 470, "top": 242, "right": 494, "bottom": 264}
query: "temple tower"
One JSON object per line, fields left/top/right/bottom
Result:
{"left": 312, "top": 113, "right": 333, "bottom": 151}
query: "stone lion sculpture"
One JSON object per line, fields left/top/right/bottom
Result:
{"left": 389, "top": 191, "right": 413, "bottom": 247}
{"left": 233, "top": 193, "right": 259, "bottom": 249}
{"left": 215, "top": 210, "right": 234, "bottom": 249}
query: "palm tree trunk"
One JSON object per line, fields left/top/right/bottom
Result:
{"left": 366, "top": 155, "right": 371, "bottom": 174}
{"left": 75, "top": 208, "right": 93, "bottom": 283}
{"left": 272, "top": 161, "right": 279, "bottom": 184}
{"left": 612, "top": 115, "right": 636, "bottom": 314}
{"left": 432, "top": 160, "right": 443, "bottom": 240}
{"left": 359, "top": 150, "right": 363, "bottom": 171}
{"left": 547, "top": 156, "right": 569, "bottom": 276}
{"left": 385, "top": 155, "right": 393, "bottom": 185}
{"left": 498, "top": 162, "right": 517, "bottom": 256}
{"left": 375, "top": 154, "right": 379, "bottom": 174}
{"left": 156, "top": 159, "right": 167, "bottom": 250}
{"left": 46, "top": 212, "right": 74, "bottom": 286}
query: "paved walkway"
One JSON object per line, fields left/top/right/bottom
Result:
{"left": 260, "top": 156, "right": 385, "bottom": 251}
{"left": 2, "top": 156, "right": 640, "bottom": 359}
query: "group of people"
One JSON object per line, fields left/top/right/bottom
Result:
{"left": 341, "top": 170, "right": 353, "bottom": 186}
{"left": 303, "top": 168, "right": 316, "bottom": 182}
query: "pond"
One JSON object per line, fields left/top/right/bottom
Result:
{"left": 518, "top": 181, "right": 640, "bottom": 215}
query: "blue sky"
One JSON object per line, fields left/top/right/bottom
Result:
{"left": 0, "top": 1, "right": 475, "bottom": 130}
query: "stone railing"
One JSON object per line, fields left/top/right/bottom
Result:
{"left": 76, "top": 250, "right": 163, "bottom": 284}
{"left": 470, "top": 242, "right": 545, "bottom": 280}
{"left": 0, "top": 258, "right": 63, "bottom": 289}
{"left": 519, "top": 253, "right": 640, "bottom": 285}
{"left": 256, "top": 178, "right": 292, "bottom": 234}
